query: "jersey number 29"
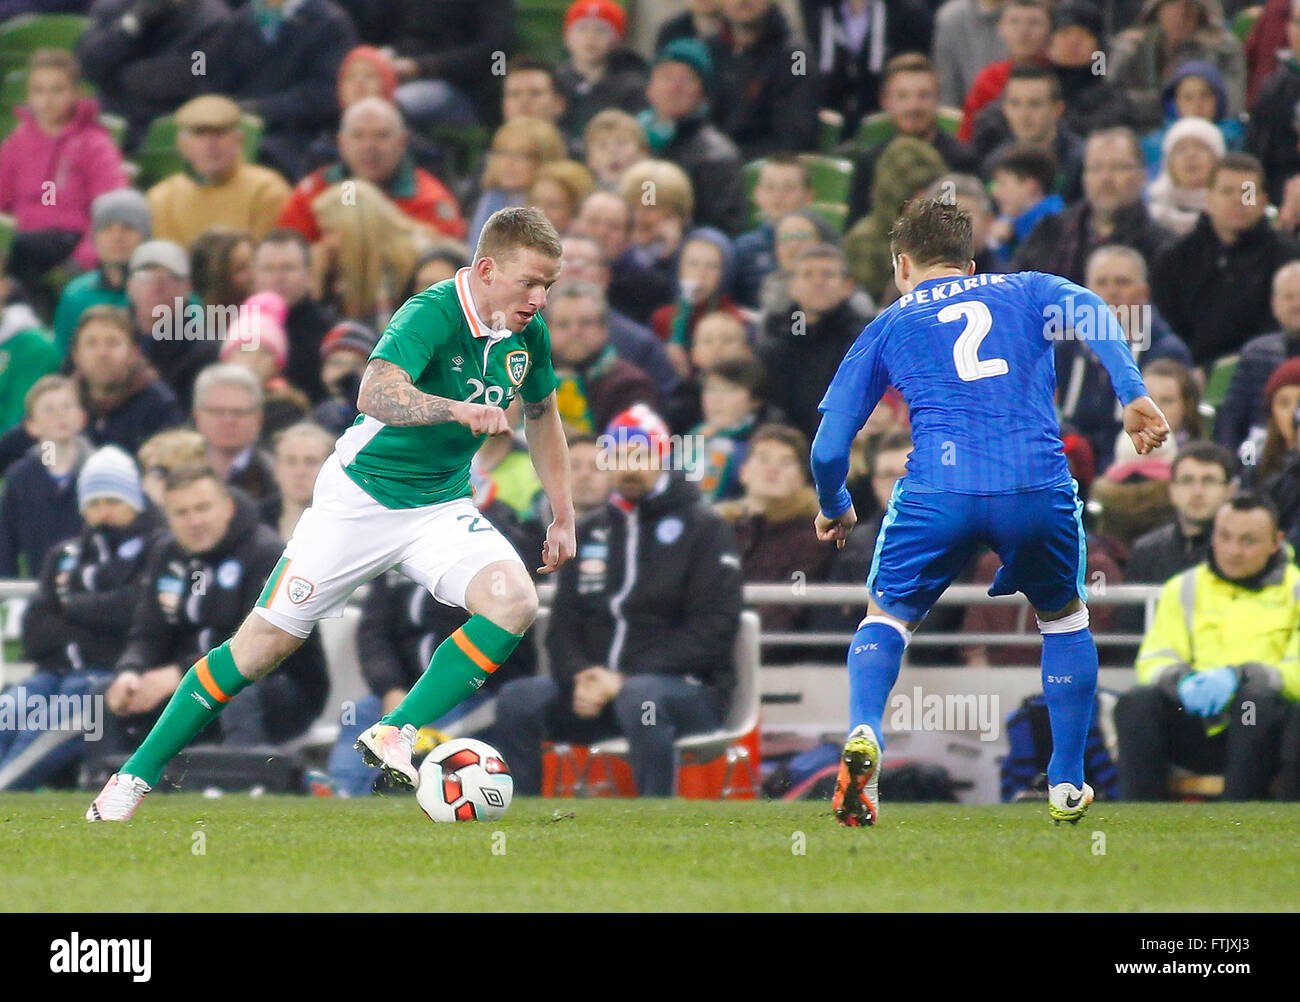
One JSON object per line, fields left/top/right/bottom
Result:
{"left": 940, "top": 301, "right": 1007, "bottom": 382}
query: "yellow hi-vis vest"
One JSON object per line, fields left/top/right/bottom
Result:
{"left": 1135, "top": 559, "right": 1300, "bottom": 701}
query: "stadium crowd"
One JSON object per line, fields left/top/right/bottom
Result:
{"left": 0, "top": 0, "right": 1299, "bottom": 799}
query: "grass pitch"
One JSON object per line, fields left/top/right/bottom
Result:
{"left": 2, "top": 794, "right": 1297, "bottom": 912}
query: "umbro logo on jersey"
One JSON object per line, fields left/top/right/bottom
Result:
{"left": 452, "top": 355, "right": 464, "bottom": 372}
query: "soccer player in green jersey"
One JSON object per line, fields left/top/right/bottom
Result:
{"left": 87, "top": 207, "right": 578, "bottom": 820}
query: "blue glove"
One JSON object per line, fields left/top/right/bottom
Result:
{"left": 1178, "top": 667, "right": 1237, "bottom": 717}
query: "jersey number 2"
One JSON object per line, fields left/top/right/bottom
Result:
{"left": 940, "top": 301, "right": 1007, "bottom": 382}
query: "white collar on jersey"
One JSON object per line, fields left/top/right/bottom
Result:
{"left": 454, "top": 267, "right": 511, "bottom": 341}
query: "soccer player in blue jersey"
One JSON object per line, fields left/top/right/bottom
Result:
{"left": 811, "top": 199, "right": 1170, "bottom": 826}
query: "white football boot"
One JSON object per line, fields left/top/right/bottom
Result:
{"left": 355, "top": 722, "right": 420, "bottom": 788}
{"left": 85, "top": 773, "right": 152, "bottom": 822}
{"left": 1047, "top": 781, "right": 1095, "bottom": 824}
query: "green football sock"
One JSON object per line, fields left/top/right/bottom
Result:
{"left": 381, "top": 615, "right": 523, "bottom": 730}
{"left": 121, "top": 640, "right": 252, "bottom": 786}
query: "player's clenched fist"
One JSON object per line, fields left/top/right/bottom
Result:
{"left": 452, "top": 401, "right": 511, "bottom": 436}
{"left": 1122, "top": 395, "right": 1171, "bottom": 456}
{"left": 815, "top": 505, "right": 858, "bottom": 549}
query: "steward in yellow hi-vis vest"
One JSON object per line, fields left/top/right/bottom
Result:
{"left": 1117, "top": 495, "right": 1300, "bottom": 801}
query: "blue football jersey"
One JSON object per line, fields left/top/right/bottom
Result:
{"left": 818, "top": 270, "right": 1147, "bottom": 495}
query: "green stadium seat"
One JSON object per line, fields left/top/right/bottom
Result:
{"left": 851, "top": 110, "right": 893, "bottom": 150}
{"left": 0, "top": 67, "right": 23, "bottom": 106}
{"left": 799, "top": 153, "right": 853, "bottom": 205}
{"left": 742, "top": 154, "right": 852, "bottom": 230}
{"left": 1230, "top": 5, "right": 1261, "bottom": 42}
{"left": 99, "top": 112, "right": 127, "bottom": 150}
{"left": 0, "top": 14, "right": 88, "bottom": 75}
{"left": 817, "top": 109, "right": 845, "bottom": 153}
{"left": 515, "top": 4, "right": 568, "bottom": 63}
{"left": 846, "top": 105, "right": 964, "bottom": 151}
{"left": 0, "top": 213, "right": 16, "bottom": 268}
{"left": 1203, "top": 353, "right": 1238, "bottom": 409}
{"left": 423, "top": 123, "right": 490, "bottom": 181}
{"left": 935, "top": 105, "right": 962, "bottom": 136}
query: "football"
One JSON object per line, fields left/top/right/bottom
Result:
{"left": 415, "top": 738, "right": 514, "bottom": 822}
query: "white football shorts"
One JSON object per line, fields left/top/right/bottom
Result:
{"left": 254, "top": 455, "right": 525, "bottom": 638}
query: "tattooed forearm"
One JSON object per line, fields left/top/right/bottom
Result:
{"left": 522, "top": 392, "right": 553, "bottom": 421}
{"left": 357, "top": 359, "right": 459, "bottom": 426}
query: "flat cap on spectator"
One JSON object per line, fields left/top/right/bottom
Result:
{"left": 92, "top": 188, "right": 151, "bottom": 237}
{"left": 129, "top": 239, "right": 190, "bottom": 279}
{"left": 175, "top": 94, "right": 242, "bottom": 131}
{"left": 565, "top": 0, "right": 627, "bottom": 39}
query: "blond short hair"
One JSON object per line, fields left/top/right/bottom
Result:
{"left": 483, "top": 116, "right": 567, "bottom": 188}
{"left": 137, "top": 428, "right": 206, "bottom": 472}
{"left": 583, "top": 109, "right": 647, "bottom": 151}
{"left": 617, "top": 159, "right": 694, "bottom": 221}
{"left": 475, "top": 206, "right": 563, "bottom": 265}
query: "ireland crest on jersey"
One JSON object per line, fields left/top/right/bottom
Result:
{"left": 505, "top": 349, "right": 530, "bottom": 386}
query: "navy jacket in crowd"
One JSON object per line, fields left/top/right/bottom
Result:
{"left": 21, "top": 507, "right": 161, "bottom": 674}
{"left": 0, "top": 438, "right": 93, "bottom": 579}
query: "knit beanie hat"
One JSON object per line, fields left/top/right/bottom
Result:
{"left": 1265, "top": 356, "right": 1300, "bottom": 405}
{"left": 220, "top": 291, "right": 289, "bottom": 370}
{"left": 91, "top": 188, "right": 151, "bottom": 237}
{"left": 1161, "top": 115, "right": 1226, "bottom": 162}
{"left": 78, "top": 445, "right": 144, "bottom": 512}
{"left": 565, "top": 0, "right": 627, "bottom": 39}
{"left": 320, "top": 320, "right": 379, "bottom": 361}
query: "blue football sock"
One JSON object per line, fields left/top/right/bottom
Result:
{"left": 1041, "top": 626, "right": 1099, "bottom": 788}
{"left": 847, "top": 619, "right": 907, "bottom": 751}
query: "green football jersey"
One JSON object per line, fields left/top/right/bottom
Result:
{"left": 336, "top": 268, "right": 557, "bottom": 509}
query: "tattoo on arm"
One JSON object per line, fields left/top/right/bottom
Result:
{"left": 522, "top": 392, "right": 553, "bottom": 421}
{"left": 358, "top": 359, "right": 459, "bottom": 427}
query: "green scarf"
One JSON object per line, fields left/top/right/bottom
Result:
{"left": 554, "top": 345, "right": 618, "bottom": 433}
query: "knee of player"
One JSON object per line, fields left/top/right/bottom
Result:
{"left": 231, "top": 615, "right": 306, "bottom": 679}
{"left": 481, "top": 581, "right": 540, "bottom": 634}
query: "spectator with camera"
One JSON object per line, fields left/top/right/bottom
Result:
{"left": 1117, "top": 492, "right": 1299, "bottom": 800}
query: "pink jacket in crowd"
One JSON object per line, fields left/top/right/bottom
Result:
{"left": 0, "top": 96, "right": 128, "bottom": 269}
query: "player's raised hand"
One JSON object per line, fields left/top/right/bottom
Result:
{"left": 452, "top": 401, "right": 511, "bottom": 436}
{"left": 537, "top": 517, "right": 577, "bottom": 575}
{"left": 1122, "top": 395, "right": 1171, "bottom": 456}
{"left": 815, "top": 505, "right": 858, "bottom": 549}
